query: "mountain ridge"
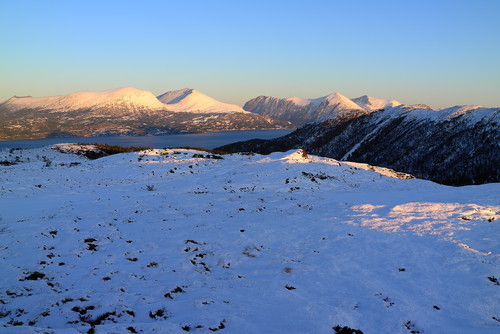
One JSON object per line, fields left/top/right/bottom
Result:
{"left": 243, "top": 92, "right": 401, "bottom": 125}
{"left": 218, "top": 103, "right": 500, "bottom": 185}
{"left": 244, "top": 92, "right": 368, "bottom": 125}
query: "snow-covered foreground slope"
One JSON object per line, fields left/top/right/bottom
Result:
{"left": 0, "top": 146, "right": 498, "bottom": 333}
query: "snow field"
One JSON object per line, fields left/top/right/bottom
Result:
{"left": 0, "top": 146, "right": 498, "bottom": 333}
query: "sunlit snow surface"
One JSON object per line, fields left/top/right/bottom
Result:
{"left": 157, "top": 89, "right": 247, "bottom": 114}
{"left": 0, "top": 146, "right": 498, "bottom": 333}
{"left": 3, "top": 87, "right": 168, "bottom": 113}
{"left": 351, "top": 95, "right": 401, "bottom": 111}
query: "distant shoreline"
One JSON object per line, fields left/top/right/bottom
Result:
{"left": 0, "top": 129, "right": 293, "bottom": 150}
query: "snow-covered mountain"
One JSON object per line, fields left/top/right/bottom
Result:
{"left": 0, "top": 145, "right": 498, "bottom": 333}
{"left": 0, "top": 88, "right": 293, "bottom": 140}
{"left": 243, "top": 92, "right": 403, "bottom": 125}
{"left": 2, "top": 87, "right": 168, "bottom": 114}
{"left": 243, "top": 92, "right": 369, "bottom": 126}
{"left": 219, "top": 103, "right": 500, "bottom": 185}
{"left": 157, "top": 88, "right": 247, "bottom": 113}
{"left": 351, "top": 95, "right": 401, "bottom": 111}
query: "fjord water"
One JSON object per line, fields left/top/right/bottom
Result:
{"left": 0, "top": 129, "right": 292, "bottom": 149}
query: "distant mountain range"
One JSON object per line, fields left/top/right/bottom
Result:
{"left": 243, "top": 93, "right": 401, "bottom": 125}
{"left": 0, "top": 87, "right": 293, "bottom": 140}
{"left": 219, "top": 101, "right": 500, "bottom": 186}
{"left": 2, "top": 87, "right": 499, "bottom": 186}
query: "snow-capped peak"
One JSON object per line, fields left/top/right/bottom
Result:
{"left": 284, "top": 92, "right": 363, "bottom": 110}
{"left": 314, "top": 92, "right": 368, "bottom": 123}
{"left": 157, "top": 88, "right": 246, "bottom": 113}
{"left": 2, "top": 87, "right": 168, "bottom": 112}
{"left": 323, "top": 92, "right": 364, "bottom": 110}
{"left": 351, "top": 95, "right": 402, "bottom": 111}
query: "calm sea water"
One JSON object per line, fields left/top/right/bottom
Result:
{"left": 0, "top": 130, "right": 293, "bottom": 150}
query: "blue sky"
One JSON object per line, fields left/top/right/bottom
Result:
{"left": 1, "top": 0, "right": 499, "bottom": 108}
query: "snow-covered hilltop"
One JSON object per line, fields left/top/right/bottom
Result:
{"left": 0, "top": 88, "right": 293, "bottom": 140}
{"left": 243, "top": 92, "right": 398, "bottom": 125}
{"left": 158, "top": 88, "right": 247, "bottom": 114}
{"left": 0, "top": 145, "right": 498, "bottom": 333}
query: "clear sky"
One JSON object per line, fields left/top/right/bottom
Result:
{"left": 1, "top": 0, "right": 499, "bottom": 109}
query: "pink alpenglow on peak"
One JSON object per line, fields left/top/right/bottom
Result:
{"left": 2, "top": 87, "right": 168, "bottom": 112}
{"left": 157, "top": 88, "right": 247, "bottom": 113}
